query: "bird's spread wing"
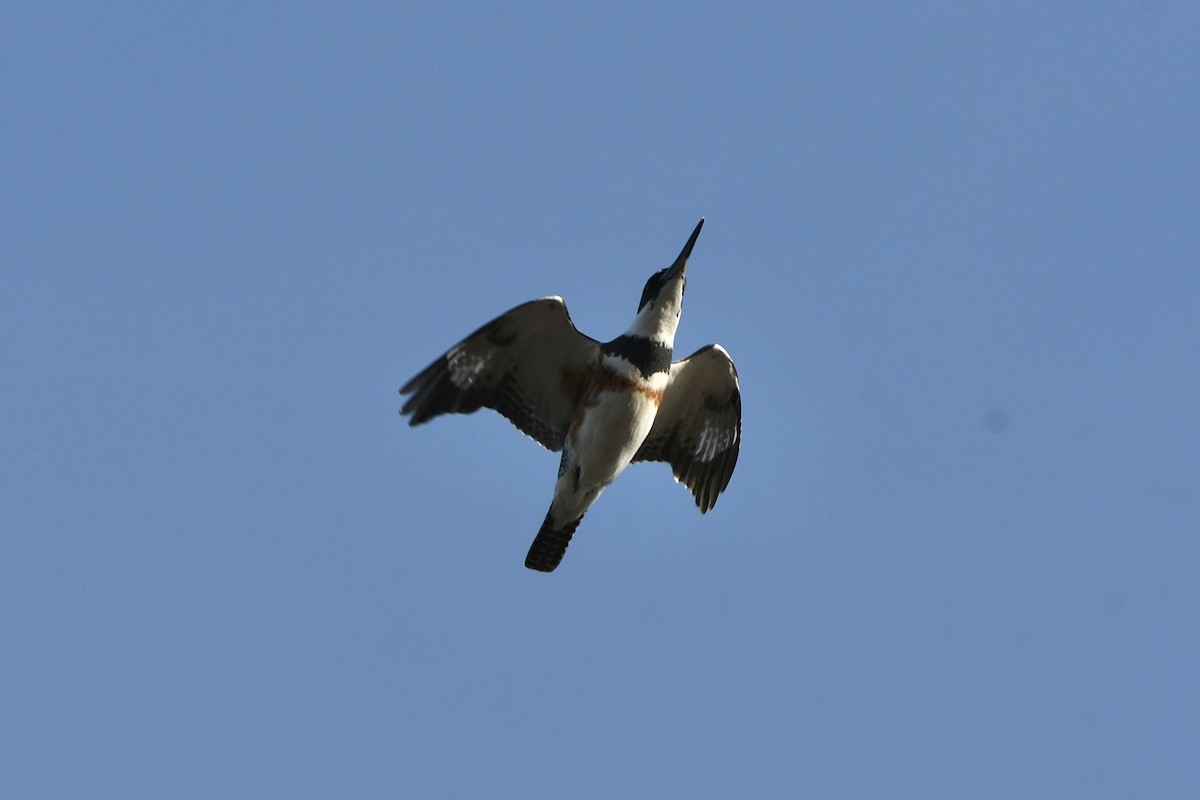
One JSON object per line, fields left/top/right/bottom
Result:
{"left": 633, "top": 344, "right": 741, "bottom": 512}
{"left": 400, "top": 297, "right": 600, "bottom": 451}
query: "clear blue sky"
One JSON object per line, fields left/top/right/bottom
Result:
{"left": 4, "top": 2, "right": 1198, "bottom": 797}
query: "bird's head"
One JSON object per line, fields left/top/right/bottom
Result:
{"left": 627, "top": 218, "right": 704, "bottom": 345}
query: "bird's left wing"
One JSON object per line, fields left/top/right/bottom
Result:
{"left": 633, "top": 344, "right": 741, "bottom": 512}
{"left": 400, "top": 297, "right": 600, "bottom": 451}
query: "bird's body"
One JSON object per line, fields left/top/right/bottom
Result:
{"left": 400, "top": 219, "right": 740, "bottom": 572}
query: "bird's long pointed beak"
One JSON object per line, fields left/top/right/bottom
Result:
{"left": 667, "top": 218, "right": 704, "bottom": 278}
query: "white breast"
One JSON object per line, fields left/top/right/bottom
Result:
{"left": 571, "top": 387, "right": 660, "bottom": 489}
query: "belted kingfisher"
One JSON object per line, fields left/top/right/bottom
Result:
{"left": 400, "top": 219, "right": 741, "bottom": 572}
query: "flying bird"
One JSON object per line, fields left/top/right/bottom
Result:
{"left": 400, "top": 219, "right": 741, "bottom": 572}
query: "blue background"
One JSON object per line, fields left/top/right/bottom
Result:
{"left": 4, "top": 2, "right": 1198, "bottom": 797}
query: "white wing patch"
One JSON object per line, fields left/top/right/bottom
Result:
{"left": 447, "top": 347, "right": 488, "bottom": 388}
{"left": 694, "top": 423, "right": 737, "bottom": 462}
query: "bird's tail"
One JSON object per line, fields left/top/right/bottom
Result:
{"left": 525, "top": 510, "right": 584, "bottom": 572}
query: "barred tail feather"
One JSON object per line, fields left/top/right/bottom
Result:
{"left": 525, "top": 511, "right": 584, "bottom": 572}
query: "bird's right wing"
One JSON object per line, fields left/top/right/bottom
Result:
{"left": 633, "top": 344, "right": 741, "bottom": 512}
{"left": 400, "top": 297, "right": 600, "bottom": 451}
